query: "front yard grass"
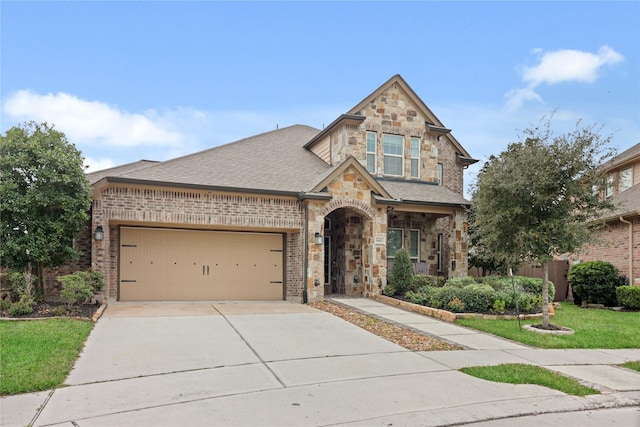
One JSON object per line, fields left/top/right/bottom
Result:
{"left": 621, "top": 361, "right": 640, "bottom": 372}
{"left": 455, "top": 303, "right": 639, "bottom": 349}
{"left": 460, "top": 364, "right": 600, "bottom": 396}
{"left": 0, "top": 319, "right": 94, "bottom": 395}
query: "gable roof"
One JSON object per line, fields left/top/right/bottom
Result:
{"left": 86, "top": 160, "right": 159, "bottom": 184}
{"left": 106, "top": 125, "right": 329, "bottom": 195}
{"left": 601, "top": 183, "right": 640, "bottom": 221}
{"left": 603, "top": 142, "right": 640, "bottom": 171}
{"left": 378, "top": 179, "right": 470, "bottom": 207}
{"left": 309, "top": 156, "right": 392, "bottom": 198}
{"left": 347, "top": 74, "right": 473, "bottom": 159}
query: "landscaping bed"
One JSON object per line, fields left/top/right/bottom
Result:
{"left": 309, "top": 300, "right": 462, "bottom": 351}
{"left": 0, "top": 301, "right": 102, "bottom": 320}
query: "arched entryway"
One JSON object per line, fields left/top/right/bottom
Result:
{"left": 323, "top": 207, "right": 371, "bottom": 296}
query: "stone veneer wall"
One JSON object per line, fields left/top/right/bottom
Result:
{"left": 92, "top": 185, "right": 306, "bottom": 301}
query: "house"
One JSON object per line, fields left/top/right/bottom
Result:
{"left": 570, "top": 143, "right": 640, "bottom": 285}
{"left": 81, "top": 75, "right": 477, "bottom": 302}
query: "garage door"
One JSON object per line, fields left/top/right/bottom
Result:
{"left": 119, "top": 227, "right": 284, "bottom": 301}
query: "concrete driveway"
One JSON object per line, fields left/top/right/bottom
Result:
{"left": 4, "top": 301, "right": 640, "bottom": 426}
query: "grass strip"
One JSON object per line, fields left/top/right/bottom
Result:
{"left": 456, "top": 303, "right": 640, "bottom": 349}
{"left": 1, "top": 319, "right": 94, "bottom": 395}
{"left": 460, "top": 363, "right": 599, "bottom": 396}
{"left": 621, "top": 360, "right": 640, "bottom": 372}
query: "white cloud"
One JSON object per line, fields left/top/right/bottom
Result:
{"left": 84, "top": 157, "right": 116, "bottom": 173}
{"left": 523, "top": 45, "right": 624, "bottom": 86}
{"left": 506, "top": 46, "right": 624, "bottom": 109}
{"left": 3, "top": 90, "right": 185, "bottom": 148}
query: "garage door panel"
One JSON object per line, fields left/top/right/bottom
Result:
{"left": 119, "top": 228, "right": 283, "bottom": 301}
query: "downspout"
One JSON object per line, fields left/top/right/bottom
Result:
{"left": 619, "top": 216, "right": 633, "bottom": 282}
{"left": 303, "top": 203, "right": 309, "bottom": 304}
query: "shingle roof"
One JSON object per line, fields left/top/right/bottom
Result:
{"left": 96, "top": 124, "right": 471, "bottom": 207}
{"left": 378, "top": 179, "right": 470, "bottom": 207}
{"left": 603, "top": 184, "right": 640, "bottom": 220}
{"left": 603, "top": 143, "right": 640, "bottom": 171}
{"left": 86, "top": 160, "right": 159, "bottom": 184}
{"left": 118, "top": 125, "right": 330, "bottom": 194}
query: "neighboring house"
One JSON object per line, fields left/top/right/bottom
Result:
{"left": 570, "top": 143, "right": 640, "bottom": 285}
{"left": 77, "top": 75, "right": 477, "bottom": 302}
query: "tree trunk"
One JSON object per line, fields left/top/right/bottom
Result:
{"left": 542, "top": 262, "right": 550, "bottom": 328}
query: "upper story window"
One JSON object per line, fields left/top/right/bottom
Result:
{"left": 366, "top": 132, "right": 376, "bottom": 174}
{"left": 605, "top": 174, "right": 614, "bottom": 198}
{"left": 410, "top": 137, "right": 420, "bottom": 178}
{"left": 620, "top": 167, "right": 633, "bottom": 192}
{"left": 437, "top": 163, "right": 443, "bottom": 186}
{"left": 383, "top": 134, "right": 404, "bottom": 176}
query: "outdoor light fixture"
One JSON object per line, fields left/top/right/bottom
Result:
{"left": 314, "top": 232, "right": 323, "bottom": 245}
{"left": 94, "top": 226, "right": 104, "bottom": 241}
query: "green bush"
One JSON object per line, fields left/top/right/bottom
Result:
{"left": 7, "top": 271, "right": 37, "bottom": 302}
{"left": 382, "top": 283, "right": 397, "bottom": 297}
{"left": 447, "top": 297, "right": 466, "bottom": 313}
{"left": 58, "top": 272, "right": 95, "bottom": 308}
{"left": 8, "top": 295, "right": 35, "bottom": 316}
{"left": 444, "top": 276, "right": 478, "bottom": 288}
{"left": 517, "top": 293, "right": 542, "bottom": 313}
{"left": 83, "top": 270, "right": 105, "bottom": 292}
{"left": 388, "top": 249, "right": 414, "bottom": 295}
{"left": 412, "top": 274, "right": 436, "bottom": 289}
{"left": 436, "top": 276, "right": 447, "bottom": 287}
{"left": 518, "top": 276, "right": 556, "bottom": 301}
{"left": 478, "top": 275, "right": 503, "bottom": 290}
{"left": 461, "top": 284, "right": 496, "bottom": 312}
{"left": 616, "top": 286, "right": 640, "bottom": 309}
{"left": 405, "top": 290, "right": 429, "bottom": 305}
{"left": 492, "top": 299, "right": 506, "bottom": 314}
{"left": 569, "top": 261, "right": 619, "bottom": 306}
{"left": 0, "top": 299, "right": 11, "bottom": 311}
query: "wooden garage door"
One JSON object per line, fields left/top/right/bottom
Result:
{"left": 119, "top": 227, "right": 284, "bottom": 301}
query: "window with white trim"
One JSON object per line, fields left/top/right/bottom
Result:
{"left": 437, "top": 233, "right": 443, "bottom": 272}
{"left": 605, "top": 174, "right": 614, "bottom": 198}
{"left": 437, "top": 163, "right": 443, "bottom": 186}
{"left": 620, "top": 167, "right": 633, "bottom": 192}
{"left": 409, "top": 229, "right": 419, "bottom": 260}
{"left": 387, "top": 229, "right": 403, "bottom": 259}
{"left": 410, "top": 137, "right": 420, "bottom": 178}
{"left": 383, "top": 134, "right": 404, "bottom": 176}
{"left": 366, "top": 132, "right": 376, "bottom": 174}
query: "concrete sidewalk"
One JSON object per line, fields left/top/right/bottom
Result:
{"left": 1, "top": 299, "right": 639, "bottom": 427}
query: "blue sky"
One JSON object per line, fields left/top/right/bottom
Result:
{"left": 2, "top": 1, "right": 639, "bottom": 196}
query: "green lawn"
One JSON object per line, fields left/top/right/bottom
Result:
{"left": 460, "top": 364, "right": 599, "bottom": 396}
{"left": 622, "top": 361, "right": 640, "bottom": 372}
{"left": 456, "top": 303, "right": 640, "bottom": 349}
{"left": 0, "top": 319, "right": 94, "bottom": 395}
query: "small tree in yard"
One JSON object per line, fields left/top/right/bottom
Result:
{"left": 388, "top": 248, "right": 414, "bottom": 296}
{"left": 470, "top": 117, "right": 614, "bottom": 329}
{"left": 0, "top": 122, "right": 92, "bottom": 298}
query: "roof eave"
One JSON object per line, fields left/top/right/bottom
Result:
{"left": 303, "top": 114, "right": 366, "bottom": 149}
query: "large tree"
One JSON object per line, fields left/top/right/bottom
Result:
{"left": 1, "top": 122, "right": 92, "bottom": 297}
{"left": 470, "top": 118, "right": 614, "bottom": 328}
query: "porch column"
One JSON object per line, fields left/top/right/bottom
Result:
{"left": 449, "top": 209, "right": 469, "bottom": 278}
{"left": 306, "top": 200, "right": 326, "bottom": 301}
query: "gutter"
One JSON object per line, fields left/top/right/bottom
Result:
{"left": 619, "top": 216, "right": 634, "bottom": 282}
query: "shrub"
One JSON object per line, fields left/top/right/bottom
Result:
{"left": 461, "top": 284, "right": 496, "bottom": 312}
{"left": 517, "top": 294, "right": 542, "bottom": 313}
{"left": 444, "top": 276, "right": 478, "bottom": 288}
{"left": 8, "top": 295, "right": 35, "bottom": 316}
{"left": 492, "top": 299, "right": 506, "bottom": 314}
{"left": 8, "top": 270, "right": 37, "bottom": 302}
{"left": 383, "top": 283, "right": 397, "bottom": 297}
{"left": 518, "top": 276, "right": 556, "bottom": 301}
{"left": 388, "top": 249, "right": 414, "bottom": 295}
{"left": 447, "top": 297, "right": 466, "bottom": 313}
{"left": 616, "top": 286, "right": 640, "bottom": 310}
{"left": 405, "top": 290, "right": 429, "bottom": 305}
{"left": 58, "top": 272, "right": 95, "bottom": 308}
{"left": 569, "top": 261, "right": 619, "bottom": 306}
{"left": 0, "top": 299, "right": 11, "bottom": 312}
{"left": 435, "top": 276, "right": 447, "bottom": 287}
{"left": 479, "top": 275, "right": 503, "bottom": 290}
{"left": 412, "top": 274, "right": 436, "bottom": 289}
{"left": 51, "top": 306, "right": 69, "bottom": 316}
{"left": 83, "top": 270, "right": 105, "bottom": 292}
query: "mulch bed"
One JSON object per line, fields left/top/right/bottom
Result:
{"left": 0, "top": 301, "right": 101, "bottom": 320}
{"left": 309, "top": 300, "right": 462, "bottom": 351}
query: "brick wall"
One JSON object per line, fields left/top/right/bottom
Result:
{"left": 576, "top": 217, "right": 640, "bottom": 285}
{"left": 93, "top": 185, "right": 306, "bottom": 301}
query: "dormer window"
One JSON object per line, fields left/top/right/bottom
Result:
{"left": 366, "top": 132, "right": 376, "bottom": 174}
{"left": 383, "top": 134, "right": 404, "bottom": 176}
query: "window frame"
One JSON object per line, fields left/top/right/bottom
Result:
{"left": 436, "top": 233, "right": 443, "bottom": 273}
{"left": 366, "top": 131, "right": 376, "bottom": 174}
{"left": 409, "top": 229, "right": 420, "bottom": 260}
{"left": 619, "top": 167, "right": 633, "bottom": 192}
{"left": 410, "top": 137, "right": 420, "bottom": 179}
{"left": 383, "top": 134, "right": 404, "bottom": 177}
{"left": 605, "top": 174, "right": 614, "bottom": 198}
{"left": 437, "top": 163, "right": 443, "bottom": 186}
{"left": 387, "top": 228, "right": 404, "bottom": 259}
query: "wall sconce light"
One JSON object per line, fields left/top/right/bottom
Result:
{"left": 314, "top": 232, "right": 323, "bottom": 245}
{"left": 94, "top": 226, "right": 104, "bottom": 241}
